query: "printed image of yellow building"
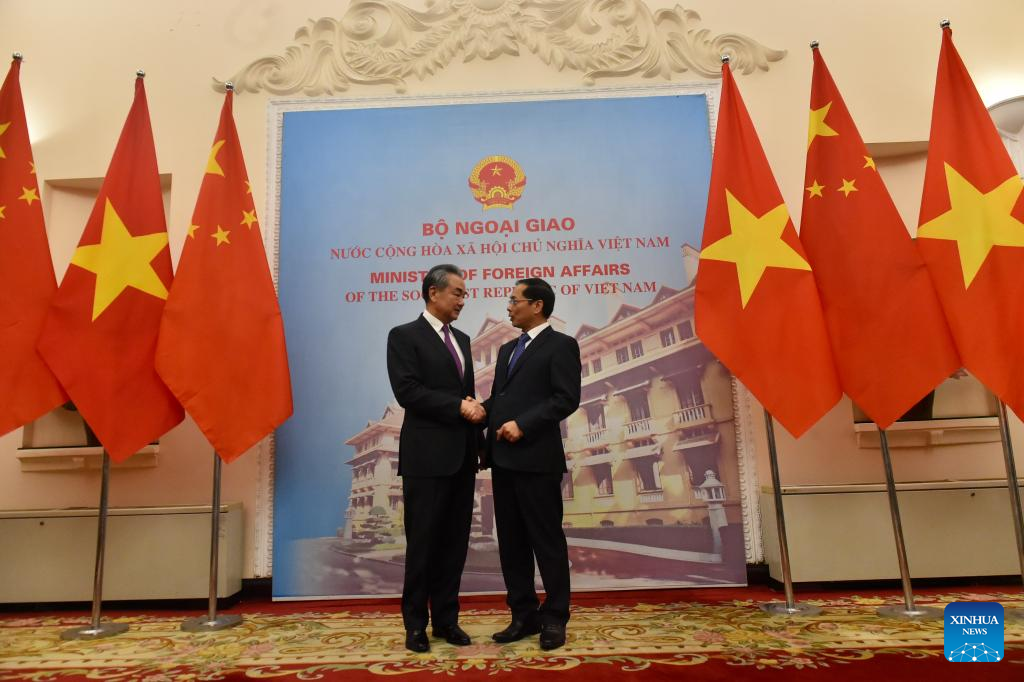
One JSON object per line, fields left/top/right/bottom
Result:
{"left": 341, "top": 404, "right": 404, "bottom": 544}
{"left": 565, "top": 288, "right": 739, "bottom": 527}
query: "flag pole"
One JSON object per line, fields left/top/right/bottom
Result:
{"left": 996, "top": 400, "right": 1024, "bottom": 621}
{"left": 759, "top": 409, "right": 821, "bottom": 616}
{"left": 61, "top": 422, "right": 128, "bottom": 640}
{"left": 182, "top": 452, "right": 242, "bottom": 631}
{"left": 181, "top": 84, "right": 242, "bottom": 633}
{"left": 875, "top": 428, "right": 941, "bottom": 619}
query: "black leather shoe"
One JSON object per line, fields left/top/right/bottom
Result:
{"left": 432, "top": 624, "right": 472, "bottom": 646}
{"left": 539, "top": 623, "right": 566, "bottom": 651}
{"left": 491, "top": 618, "right": 541, "bottom": 643}
{"left": 405, "top": 629, "right": 429, "bottom": 653}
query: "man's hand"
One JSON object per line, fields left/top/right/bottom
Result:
{"left": 461, "top": 397, "right": 486, "bottom": 424}
{"left": 495, "top": 420, "right": 523, "bottom": 443}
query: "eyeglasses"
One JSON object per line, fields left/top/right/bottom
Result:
{"left": 507, "top": 297, "right": 536, "bottom": 306}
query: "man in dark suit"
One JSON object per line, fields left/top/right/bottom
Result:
{"left": 386, "top": 264, "right": 485, "bottom": 653}
{"left": 483, "top": 277, "right": 581, "bottom": 651}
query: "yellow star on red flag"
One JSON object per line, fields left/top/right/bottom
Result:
{"left": 808, "top": 103, "right": 838, "bottom": 148}
{"left": 211, "top": 225, "right": 230, "bottom": 245}
{"left": 71, "top": 198, "right": 170, "bottom": 320}
{"left": 917, "top": 164, "right": 1024, "bottom": 287}
{"left": 700, "top": 190, "right": 811, "bottom": 307}
{"left": 206, "top": 140, "right": 226, "bottom": 176}
{"left": 19, "top": 186, "right": 38, "bottom": 205}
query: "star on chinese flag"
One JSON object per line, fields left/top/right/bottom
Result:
{"left": 156, "top": 90, "right": 292, "bottom": 461}
{"left": 37, "top": 76, "right": 183, "bottom": 461}
{"left": 0, "top": 56, "right": 67, "bottom": 436}
{"left": 916, "top": 26, "right": 1024, "bottom": 418}
{"left": 799, "top": 47, "right": 960, "bottom": 429}
{"left": 696, "top": 62, "right": 841, "bottom": 437}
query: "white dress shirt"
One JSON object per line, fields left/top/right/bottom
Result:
{"left": 509, "top": 321, "right": 550, "bottom": 365}
{"left": 422, "top": 310, "right": 465, "bottom": 370}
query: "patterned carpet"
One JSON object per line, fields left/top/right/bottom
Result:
{"left": 1, "top": 592, "right": 1022, "bottom": 680}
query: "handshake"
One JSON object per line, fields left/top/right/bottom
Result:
{"left": 460, "top": 396, "right": 486, "bottom": 424}
{"left": 459, "top": 397, "right": 523, "bottom": 442}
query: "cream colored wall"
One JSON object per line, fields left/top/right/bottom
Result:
{"left": 2, "top": 0, "right": 1022, "bottom": 577}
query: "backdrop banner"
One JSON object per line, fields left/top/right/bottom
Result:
{"left": 272, "top": 87, "right": 748, "bottom": 598}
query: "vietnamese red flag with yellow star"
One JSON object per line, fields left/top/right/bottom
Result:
{"left": 37, "top": 76, "right": 183, "bottom": 461}
{"left": 0, "top": 57, "right": 67, "bottom": 436}
{"left": 799, "top": 47, "right": 960, "bottom": 429}
{"left": 156, "top": 91, "right": 292, "bottom": 461}
{"left": 916, "top": 26, "right": 1024, "bottom": 418}
{"left": 696, "top": 63, "right": 841, "bottom": 437}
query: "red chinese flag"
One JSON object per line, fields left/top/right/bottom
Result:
{"left": 799, "top": 48, "right": 960, "bottom": 429}
{"left": 156, "top": 91, "right": 292, "bottom": 461}
{"left": 37, "top": 76, "right": 183, "bottom": 461}
{"left": 0, "top": 57, "right": 67, "bottom": 435}
{"left": 916, "top": 26, "right": 1024, "bottom": 418}
{"left": 696, "top": 63, "right": 841, "bottom": 437}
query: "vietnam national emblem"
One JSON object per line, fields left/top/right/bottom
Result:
{"left": 468, "top": 155, "right": 526, "bottom": 210}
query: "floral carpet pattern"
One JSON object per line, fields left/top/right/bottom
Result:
{"left": 0, "top": 593, "right": 1022, "bottom": 680}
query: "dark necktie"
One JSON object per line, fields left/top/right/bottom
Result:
{"left": 507, "top": 333, "right": 530, "bottom": 372}
{"left": 442, "top": 324, "right": 463, "bottom": 378}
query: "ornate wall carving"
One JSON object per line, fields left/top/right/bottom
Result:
{"left": 218, "top": 1, "right": 785, "bottom": 94}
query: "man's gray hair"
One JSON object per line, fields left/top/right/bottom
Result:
{"left": 422, "top": 264, "right": 463, "bottom": 301}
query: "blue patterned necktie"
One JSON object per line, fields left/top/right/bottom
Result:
{"left": 442, "top": 325, "right": 463, "bottom": 378}
{"left": 507, "top": 333, "right": 530, "bottom": 372}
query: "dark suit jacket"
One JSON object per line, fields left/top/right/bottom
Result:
{"left": 483, "top": 326, "right": 581, "bottom": 473}
{"left": 387, "top": 315, "right": 476, "bottom": 477}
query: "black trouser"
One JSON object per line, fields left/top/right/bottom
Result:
{"left": 491, "top": 466, "right": 570, "bottom": 625}
{"left": 400, "top": 457, "right": 476, "bottom": 631}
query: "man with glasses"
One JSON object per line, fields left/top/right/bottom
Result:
{"left": 482, "top": 277, "right": 582, "bottom": 651}
{"left": 386, "top": 264, "right": 485, "bottom": 653}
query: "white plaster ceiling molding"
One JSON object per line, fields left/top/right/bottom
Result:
{"left": 216, "top": 0, "right": 786, "bottom": 94}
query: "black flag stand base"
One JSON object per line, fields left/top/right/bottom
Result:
{"left": 759, "top": 410, "right": 822, "bottom": 617}
{"left": 996, "top": 401, "right": 1024, "bottom": 623}
{"left": 182, "top": 452, "right": 243, "bottom": 632}
{"left": 61, "top": 448, "right": 129, "bottom": 640}
{"left": 875, "top": 429, "right": 942, "bottom": 620}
